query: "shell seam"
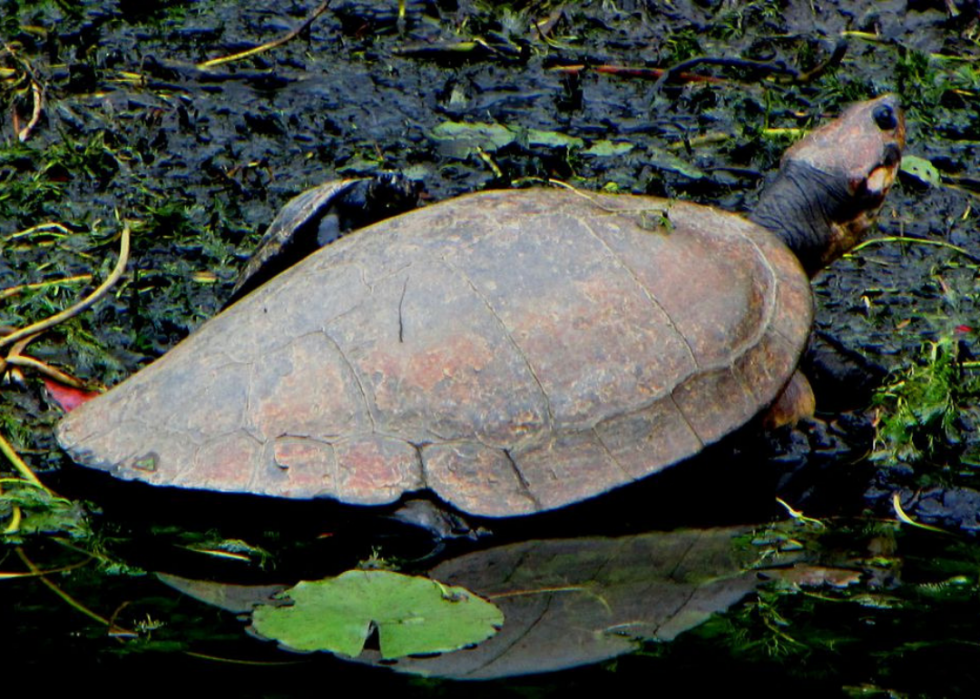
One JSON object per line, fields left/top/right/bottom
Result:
{"left": 439, "top": 255, "right": 556, "bottom": 431}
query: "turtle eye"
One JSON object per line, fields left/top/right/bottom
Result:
{"left": 873, "top": 104, "right": 898, "bottom": 131}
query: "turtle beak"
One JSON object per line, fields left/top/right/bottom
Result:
{"left": 857, "top": 95, "right": 905, "bottom": 200}
{"left": 862, "top": 141, "right": 902, "bottom": 201}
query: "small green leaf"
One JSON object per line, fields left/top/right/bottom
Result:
{"left": 646, "top": 146, "right": 705, "bottom": 179}
{"left": 431, "top": 121, "right": 518, "bottom": 153}
{"left": 431, "top": 121, "right": 583, "bottom": 157}
{"left": 900, "top": 154, "right": 941, "bottom": 187}
{"left": 251, "top": 570, "right": 503, "bottom": 659}
{"left": 526, "top": 128, "right": 584, "bottom": 149}
{"left": 581, "top": 140, "right": 634, "bottom": 157}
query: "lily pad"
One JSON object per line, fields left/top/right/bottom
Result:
{"left": 251, "top": 570, "right": 503, "bottom": 659}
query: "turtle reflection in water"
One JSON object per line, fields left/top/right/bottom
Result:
{"left": 59, "top": 96, "right": 906, "bottom": 517}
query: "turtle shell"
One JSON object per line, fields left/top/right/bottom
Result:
{"left": 57, "top": 188, "right": 811, "bottom": 517}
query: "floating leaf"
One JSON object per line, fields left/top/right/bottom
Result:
{"left": 581, "top": 140, "right": 634, "bottom": 157}
{"left": 431, "top": 121, "right": 519, "bottom": 153}
{"left": 646, "top": 146, "right": 705, "bottom": 179}
{"left": 900, "top": 154, "right": 941, "bottom": 187}
{"left": 251, "top": 570, "right": 503, "bottom": 659}
{"left": 526, "top": 128, "right": 584, "bottom": 149}
{"left": 431, "top": 121, "right": 583, "bottom": 158}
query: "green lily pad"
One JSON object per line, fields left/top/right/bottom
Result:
{"left": 251, "top": 570, "right": 503, "bottom": 659}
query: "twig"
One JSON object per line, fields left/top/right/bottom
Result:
{"left": 197, "top": 1, "right": 331, "bottom": 70}
{"left": 15, "top": 547, "right": 132, "bottom": 633}
{"left": 653, "top": 40, "right": 847, "bottom": 92}
{"left": 5, "top": 354, "right": 91, "bottom": 388}
{"left": 0, "top": 553, "right": 91, "bottom": 578}
{"left": 550, "top": 64, "right": 726, "bottom": 84}
{"left": 0, "top": 225, "right": 130, "bottom": 351}
{"left": 654, "top": 56, "right": 796, "bottom": 93}
{"left": 789, "top": 40, "right": 848, "bottom": 84}
{"left": 0, "top": 335, "right": 33, "bottom": 381}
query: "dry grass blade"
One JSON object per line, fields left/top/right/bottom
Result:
{"left": 0, "top": 226, "right": 128, "bottom": 506}
{"left": 0, "top": 274, "right": 93, "bottom": 301}
{"left": 848, "top": 235, "right": 980, "bottom": 264}
{"left": 2, "top": 221, "right": 73, "bottom": 242}
{"left": 16, "top": 79, "right": 43, "bottom": 142}
{"left": 2, "top": 504, "right": 21, "bottom": 534}
{"left": 0, "top": 225, "right": 130, "bottom": 351}
{"left": 0, "top": 431, "right": 48, "bottom": 491}
{"left": 197, "top": 1, "right": 331, "bottom": 70}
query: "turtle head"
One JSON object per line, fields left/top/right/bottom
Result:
{"left": 750, "top": 95, "right": 906, "bottom": 277}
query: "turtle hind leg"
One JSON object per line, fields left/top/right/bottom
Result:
{"left": 764, "top": 371, "right": 816, "bottom": 429}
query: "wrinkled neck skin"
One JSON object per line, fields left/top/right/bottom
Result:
{"left": 749, "top": 160, "right": 878, "bottom": 278}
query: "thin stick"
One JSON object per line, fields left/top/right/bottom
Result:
{"left": 848, "top": 235, "right": 980, "bottom": 264}
{"left": 197, "top": 1, "right": 331, "bottom": 70}
{"left": 15, "top": 547, "right": 125, "bottom": 630}
{"left": 0, "top": 226, "right": 130, "bottom": 350}
{"left": 0, "top": 335, "right": 32, "bottom": 379}
{"left": 0, "top": 556, "right": 91, "bottom": 578}
{"left": 4, "top": 354, "right": 91, "bottom": 388}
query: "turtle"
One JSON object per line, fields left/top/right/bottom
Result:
{"left": 57, "top": 95, "right": 905, "bottom": 518}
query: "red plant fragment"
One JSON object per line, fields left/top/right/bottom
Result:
{"left": 43, "top": 377, "right": 100, "bottom": 413}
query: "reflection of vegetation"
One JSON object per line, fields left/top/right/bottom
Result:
{"left": 686, "top": 519, "right": 980, "bottom": 680}
{"left": 0, "top": 483, "right": 89, "bottom": 540}
{"left": 872, "top": 338, "right": 980, "bottom": 466}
